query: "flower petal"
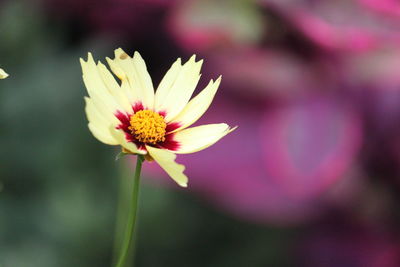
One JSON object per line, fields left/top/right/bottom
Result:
{"left": 155, "top": 55, "right": 203, "bottom": 122}
{"left": 154, "top": 58, "right": 182, "bottom": 107}
{"left": 172, "top": 123, "right": 236, "bottom": 154}
{"left": 85, "top": 97, "right": 119, "bottom": 145}
{"left": 106, "top": 58, "right": 137, "bottom": 107}
{"left": 96, "top": 62, "right": 132, "bottom": 112}
{"left": 146, "top": 145, "right": 188, "bottom": 187}
{"left": 169, "top": 76, "right": 221, "bottom": 133}
{"left": 88, "top": 123, "right": 118, "bottom": 145}
{"left": 109, "top": 127, "right": 146, "bottom": 155}
{"left": 107, "top": 48, "right": 154, "bottom": 109}
{"left": 0, "top": 68, "right": 9, "bottom": 79}
{"left": 80, "top": 54, "right": 125, "bottom": 115}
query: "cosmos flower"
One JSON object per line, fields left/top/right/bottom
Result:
{"left": 80, "top": 48, "right": 235, "bottom": 187}
{"left": 0, "top": 68, "right": 8, "bottom": 79}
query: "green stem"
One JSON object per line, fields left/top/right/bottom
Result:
{"left": 115, "top": 155, "right": 144, "bottom": 267}
{"left": 112, "top": 160, "right": 131, "bottom": 264}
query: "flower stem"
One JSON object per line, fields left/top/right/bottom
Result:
{"left": 115, "top": 155, "right": 144, "bottom": 267}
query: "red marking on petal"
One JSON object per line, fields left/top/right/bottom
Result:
{"left": 137, "top": 143, "right": 146, "bottom": 151}
{"left": 124, "top": 132, "right": 136, "bottom": 143}
{"left": 133, "top": 102, "right": 144, "bottom": 113}
{"left": 158, "top": 110, "right": 167, "bottom": 117}
{"left": 115, "top": 110, "right": 137, "bottom": 143}
{"left": 166, "top": 122, "right": 182, "bottom": 133}
{"left": 157, "top": 133, "right": 181, "bottom": 151}
{"left": 115, "top": 111, "right": 130, "bottom": 131}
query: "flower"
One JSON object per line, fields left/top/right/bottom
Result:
{"left": 0, "top": 68, "right": 8, "bottom": 79}
{"left": 80, "top": 48, "right": 235, "bottom": 187}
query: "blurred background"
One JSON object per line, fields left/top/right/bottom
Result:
{"left": 1, "top": 0, "right": 400, "bottom": 266}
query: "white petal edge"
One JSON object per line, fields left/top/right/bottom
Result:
{"left": 0, "top": 68, "right": 8, "bottom": 79}
{"left": 172, "top": 123, "right": 237, "bottom": 154}
{"left": 155, "top": 55, "right": 203, "bottom": 122}
{"left": 146, "top": 145, "right": 188, "bottom": 187}
{"left": 169, "top": 76, "right": 221, "bottom": 133}
{"left": 107, "top": 48, "right": 155, "bottom": 110}
{"left": 109, "top": 127, "right": 147, "bottom": 155}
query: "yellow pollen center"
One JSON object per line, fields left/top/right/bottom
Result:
{"left": 128, "top": 110, "right": 166, "bottom": 144}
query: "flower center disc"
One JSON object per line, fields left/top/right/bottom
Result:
{"left": 128, "top": 110, "right": 166, "bottom": 144}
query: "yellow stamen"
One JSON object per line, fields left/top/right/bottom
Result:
{"left": 129, "top": 110, "right": 166, "bottom": 144}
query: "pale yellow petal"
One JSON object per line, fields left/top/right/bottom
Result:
{"left": 104, "top": 56, "right": 139, "bottom": 107}
{"left": 169, "top": 76, "right": 221, "bottom": 133}
{"left": 85, "top": 97, "right": 119, "bottom": 145}
{"left": 108, "top": 48, "right": 154, "bottom": 109}
{"left": 106, "top": 57, "right": 139, "bottom": 106}
{"left": 0, "top": 68, "right": 8, "bottom": 79}
{"left": 107, "top": 57, "right": 138, "bottom": 106}
{"left": 80, "top": 54, "right": 124, "bottom": 115}
{"left": 86, "top": 94, "right": 120, "bottom": 127}
{"left": 85, "top": 97, "right": 110, "bottom": 128}
{"left": 146, "top": 145, "right": 188, "bottom": 187}
{"left": 155, "top": 55, "right": 203, "bottom": 122}
{"left": 154, "top": 58, "right": 182, "bottom": 107}
{"left": 109, "top": 127, "right": 147, "bottom": 155}
{"left": 88, "top": 123, "right": 118, "bottom": 145}
{"left": 172, "top": 123, "right": 236, "bottom": 154}
{"left": 97, "top": 62, "right": 132, "bottom": 112}
{"left": 85, "top": 97, "right": 114, "bottom": 129}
